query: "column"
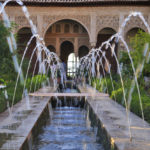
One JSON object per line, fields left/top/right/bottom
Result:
{"left": 56, "top": 37, "right": 60, "bottom": 57}
{"left": 74, "top": 38, "right": 78, "bottom": 74}
{"left": 37, "top": 15, "right": 44, "bottom": 71}
{"left": 37, "top": 15, "right": 43, "bottom": 38}
{"left": 10, "top": 16, "right": 16, "bottom": 34}
{"left": 90, "top": 13, "right": 97, "bottom": 49}
{"left": 74, "top": 37, "right": 78, "bottom": 57}
{"left": 118, "top": 13, "right": 125, "bottom": 55}
{"left": 119, "top": 13, "right": 125, "bottom": 37}
{"left": 148, "top": 15, "right": 150, "bottom": 32}
{"left": 10, "top": 15, "right": 15, "bottom": 23}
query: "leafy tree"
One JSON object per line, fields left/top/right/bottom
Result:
{"left": 0, "top": 21, "right": 25, "bottom": 112}
{"left": 0, "top": 21, "right": 16, "bottom": 81}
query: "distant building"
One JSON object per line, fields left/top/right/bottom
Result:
{"left": 1, "top": 0, "right": 150, "bottom": 75}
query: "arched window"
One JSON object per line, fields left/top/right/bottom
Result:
{"left": 73, "top": 24, "right": 79, "bottom": 33}
{"left": 17, "top": 27, "right": 32, "bottom": 49}
{"left": 47, "top": 45, "right": 56, "bottom": 53}
{"left": 47, "top": 26, "right": 52, "bottom": 33}
{"left": 56, "top": 24, "right": 61, "bottom": 33}
{"left": 67, "top": 53, "right": 79, "bottom": 76}
{"left": 126, "top": 27, "right": 144, "bottom": 46}
{"left": 64, "top": 24, "right": 70, "bottom": 33}
{"left": 78, "top": 46, "right": 89, "bottom": 59}
{"left": 82, "top": 26, "right": 86, "bottom": 33}
{"left": 96, "top": 27, "right": 117, "bottom": 73}
{"left": 17, "top": 27, "right": 37, "bottom": 73}
{"left": 96, "top": 28, "right": 116, "bottom": 48}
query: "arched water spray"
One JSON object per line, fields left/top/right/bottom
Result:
{"left": 78, "top": 12, "right": 150, "bottom": 141}
{"left": 1, "top": 0, "right": 150, "bottom": 142}
{"left": 0, "top": 0, "right": 65, "bottom": 113}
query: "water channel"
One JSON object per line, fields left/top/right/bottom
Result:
{"left": 32, "top": 92, "right": 104, "bottom": 150}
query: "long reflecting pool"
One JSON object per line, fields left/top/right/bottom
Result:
{"left": 32, "top": 106, "right": 104, "bottom": 150}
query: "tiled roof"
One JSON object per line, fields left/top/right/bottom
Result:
{"left": 5, "top": 0, "right": 149, "bottom": 2}
{"left": 0, "top": 0, "right": 149, "bottom": 6}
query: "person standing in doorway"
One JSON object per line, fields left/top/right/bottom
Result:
{"left": 61, "top": 59, "right": 67, "bottom": 81}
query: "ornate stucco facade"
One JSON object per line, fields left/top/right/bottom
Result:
{"left": 1, "top": 0, "right": 150, "bottom": 58}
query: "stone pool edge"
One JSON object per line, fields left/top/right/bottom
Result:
{"left": 78, "top": 84, "right": 150, "bottom": 150}
{"left": 78, "top": 85, "right": 118, "bottom": 150}
{"left": 20, "top": 88, "right": 56, "bottom": 150}
{"left": 0, "top": 87, "right": 56, "bottom": 150}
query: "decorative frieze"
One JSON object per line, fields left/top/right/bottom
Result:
{"left": 124, "top": 15, "right": 149, "bottom": 34}
{"left": 45, "top": 38, "right": 56, "bottom": 47}
{"left": 60, "top": 38, "right": 74, "bottom": 45}
{"left": 15, "top": 15, "right": 37, "bottom": 28}
{"left": 78, "top": 37, "right": 89, "bottom": 49}
{"left": 43, "top": 15, "right": 90, "bottom": 36}
{"left": 96, "top": 15, "right": 119, "bottom": 34}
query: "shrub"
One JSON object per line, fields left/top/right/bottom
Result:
{"left": 0, "top": 21, "right": 29, "bottom": 113}
{"left": 26, "top": 74, "right": 48, "bottom": 93}
{"left": 0, "top": 93, "right": 7, "bottom": 113}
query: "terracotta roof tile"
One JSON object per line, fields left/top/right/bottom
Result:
{"left": 17, "top": 0, "right": 149, "bottom": 2}
{"left": 0, "top": 0, "right": 149, "bottom": 3}
{"left": 0, "top": 0, "right": 149, "bottom": 6}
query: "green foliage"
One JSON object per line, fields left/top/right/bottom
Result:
{"left": 111, "top": 88, "right": 123, "bottom": 103}
{"left": 6, "top": 81, "right": 24, "bottom": 104}
{"left": 120, "top": 30, "right": 150, "bottom": 78}
{"left": 92, "top": 73, "right": 150, "bottom": 123}
{"left": 0, "top": 21, "right": 29, "bottom": 113}
{"left": 130, "top": 30, "right": 150, "bottom": 65}
{"left": 0, "top": 81, "right": 24, "bottom": 113}
{"left": 143, "top": 62, "right": 150, "bottom": 77}
{"left": 0, "top": 92, "right": 7, "bottom": 113}
{"left": 119, "top": 51, "right": 133, "bottom": 77}
{"left": 26, "top": 74, "right": 47, "bottom": 93}
{"left": 0, "top": 21, "right": 48, "bottom": 113}
{"left": 91, "top": 78, "right": 106, "bottom": 93}
{"left": 0, "top": 21, "right": 16, "bottom": 81}
{"left": 0, "top": 78, "right": 6, "bottom": 85}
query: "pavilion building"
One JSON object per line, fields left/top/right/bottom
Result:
{"left": 0, "top": 0, "right": 150, "bottom": 75}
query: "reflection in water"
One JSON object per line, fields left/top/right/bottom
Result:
{"left": 32, "top": 107, "right": 104, "bottom": 150}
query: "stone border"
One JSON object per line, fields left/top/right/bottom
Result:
{"left": 78, "top": 85, "right": 150, "bottom": 150}
{"left": 0, "top": 87, "right": 55, "bottom": 150}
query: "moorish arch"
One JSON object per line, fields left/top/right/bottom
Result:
{"left": 67, "top": 53, "right": 79, "bottom": 77}
{"left": 125, "top": 27, "right": 145, "bottom": 46}
{"left": 44, "top": 19, "right": 89, "bottom": 59}
{"left": 47, "top": 45, "right": 56, "bottom": 53}
{"left": 123, "top": 15, "right": 148, "bottom": 36}
{"left": 78, "top": 46, "right": 89, "bottom": 59}
{"left": 96, "top": 27, "right": 116, "bottom": 48}
{"left": 60, "top": 41, "right": 74, "bottom": 63}
{"left": 96, "top": 15, "right": 119, "bottom": 39}
{"left": 17, "top": 27, "right": 33, "bottom": 50}
{"left": 17, "top": 27, "right": 38, "bottom": 73}
{"left": 60, "top": 41, "right": 74, "bottom": 76}
{"left": 43, "top": 17, "right": 90, "bottom": 40}
{"left": 15, "top": 25, "right": 31, "bottom": 34}
{"left": 96, "top": 27, "right": 117, "bottom": 73}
